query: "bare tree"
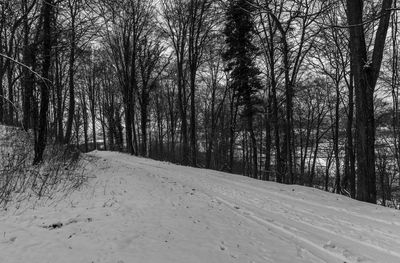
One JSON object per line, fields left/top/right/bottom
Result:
{"left": 33, "top": 0, "right": 54, "bottom": 164}
{"left": 346, "top": 0, "right": 393, "bottom": 203}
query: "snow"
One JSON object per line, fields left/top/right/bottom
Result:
{"left": 1, "top": 151, "right": 400, "bottom": 263}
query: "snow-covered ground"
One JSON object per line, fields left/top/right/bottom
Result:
{"left": 1, "top": 151, "right": 400, "bottom": 263}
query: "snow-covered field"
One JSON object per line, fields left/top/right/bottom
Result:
{"left": 1, "top": 151, "right": 400, "bottom": 263}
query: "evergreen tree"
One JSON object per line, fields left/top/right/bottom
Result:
{"left": 223, "top": 0, "right": 261, "bottom": 178}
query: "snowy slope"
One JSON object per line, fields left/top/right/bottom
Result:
{"left": 1, "top": 151, "right": 400, "bottom": 263}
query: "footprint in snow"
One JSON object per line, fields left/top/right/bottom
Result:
{"left": 324, "top": 241, "right": 371, "bottom": 262}
{"left": 2, "top": 236, "right": 17, "bottom": 244}
{"left": 220, "top": 241, "right": 227, "bottom": 251}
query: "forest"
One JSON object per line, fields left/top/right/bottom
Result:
{"left": 0, "top": 0, "right": 399, "bottom": 207}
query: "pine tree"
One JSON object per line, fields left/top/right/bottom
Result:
{"left": 223, "top": 0, "right": 261, "bottom": 178}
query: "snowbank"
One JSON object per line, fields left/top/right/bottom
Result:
{"left": 0, "top": 151, "right": 399, "bottom": 263}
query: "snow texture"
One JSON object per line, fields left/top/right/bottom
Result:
{"left": 1, "top": 151, "right": 399, "bottom": 263}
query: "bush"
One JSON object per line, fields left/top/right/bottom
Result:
{"left": 0, "top": 126, "right": 87, "bottom": 208}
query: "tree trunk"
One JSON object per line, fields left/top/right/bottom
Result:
{"left": 33, "top": 0, "right": 53, "bottom": 165}
{"left": 0, "top": 75, "right": 3, "bottom": 124}
{"left": 229, "top": 93, "right": 238, "bottom": 173}
{"left": 177, "top": 59, "right": 189, "bottom": 165}
{"left": 64, "top": 9, "right": 76, "bottom": 144}
{"left": 124, "top": 95, "right": 134, "bottom": 154}
{"left": 190, "top": 72, "right": 197, "bottom": 166}
{"left": 82, "top": 92, "right": 89, "bottom": 153}
{"left": 22, "top": 4, "right": 35, "bottom": 130}
{"left": 7, "top": 65, "right": 14, "bottom": 125}
{"left": 90, "top": 68, "right": 97, "bottom": 151}
{"left": 334, "top": 82, "right": 341, "bottom": 194}
{"left": 140, "top": 92, "right": 149, "bottom": 157}
{"left": 55, "top": 48, "right": 63, "bottom": 143}
{"left": 264, "top": 108, "right": 272, "bottom": 181}
{"left": 344, "top": 69, "right": 356, "bottom": 198}
{"left": 346, "top": 0, "right": 393, "bottom": 203}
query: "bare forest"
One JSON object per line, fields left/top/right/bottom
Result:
{"left": 0, "top": 0, "right": 399, "bottom": 207}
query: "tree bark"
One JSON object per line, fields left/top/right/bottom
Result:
{"left": 33, "top": 0, "right": 53, "bottom": 164}
{"left": 346, "top": 0, "right": 393, "bottom": 203}
{"left": 64, "top": 2, "right": 77, "bottom": 144}
{"left": 334, "top": 82, "right": 341, "bottom": 194}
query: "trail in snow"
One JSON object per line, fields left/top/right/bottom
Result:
{"left": 0, "top": 151, "right": 399, "bottom": 263}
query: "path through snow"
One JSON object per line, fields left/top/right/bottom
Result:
{"left": 1, "top": 151, "right": 399, "bottom": 263}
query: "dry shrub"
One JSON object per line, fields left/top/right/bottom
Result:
{"left": 0, "top": 126, "right": 87, "bottom": 208}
